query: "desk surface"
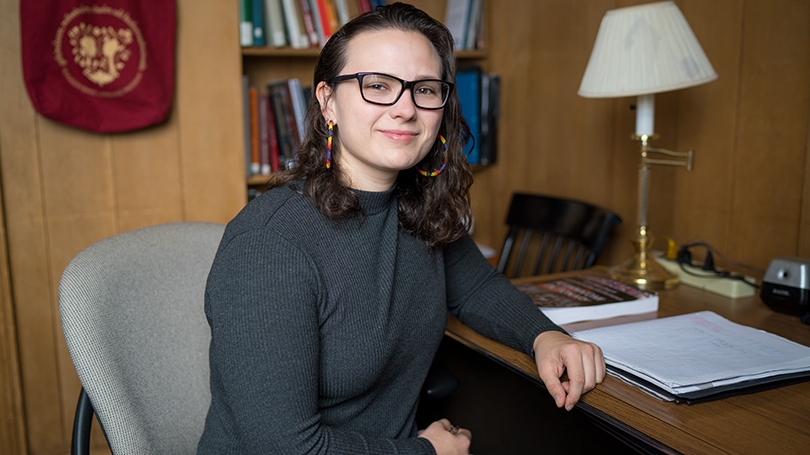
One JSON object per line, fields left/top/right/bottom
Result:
{"left": 445, "top": 277, "right": 810, "bottom": 454}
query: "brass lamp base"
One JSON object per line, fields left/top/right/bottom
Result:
{"left": 609, "top": 225, "right": 679, "bottom": 291}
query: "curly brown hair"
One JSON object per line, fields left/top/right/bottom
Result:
{"left": 267, "top": 2, "right": 473, "bottom": 248}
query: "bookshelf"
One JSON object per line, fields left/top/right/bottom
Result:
{"left": 239, "top": 0, "right": 489, "bottom": 194}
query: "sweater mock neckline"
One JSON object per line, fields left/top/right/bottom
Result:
{"left": 354, "top": 186, "right": 396, "bottom": 216}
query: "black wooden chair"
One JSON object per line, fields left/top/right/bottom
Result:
{"left": 497, "top": 193, "right": 622, "bottom": 278}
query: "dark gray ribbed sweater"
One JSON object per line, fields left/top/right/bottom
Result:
{"left": 197, "top": 184, "right": 561, "bottom": 454}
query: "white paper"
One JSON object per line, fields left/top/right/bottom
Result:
{"left": 572, "top": 311, "right": 810, "bottom": 397}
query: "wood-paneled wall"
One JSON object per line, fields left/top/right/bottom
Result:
{"left": 470, "top": 0, "right": 810, "bottom": 276}
{"left": 0, "top": 1, "right": 808, "bottom": 454}
{"left": 0, "top": 0, "right": 245, "bottom": 453}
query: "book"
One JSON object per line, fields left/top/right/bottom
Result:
{"left": 298, "top": 0, "right": 320, "bottom": 48}
{"left": 456, "top": 66, "right": 482, "bottom": 165}
{"left": 485, "top": 73, "right": 500, "bottom": 164}
{"left": 247, "top": 86, "right": 261, "bottom": 175}
{"left": 308, "top": 0, "right": 326, "bottom": 46}
{"left": 263, "top": 94, "right": 282, "bottom": 172}
{"left": 464, "top": 0, "right": 482, "bottom": 50}
{"left": 313, "top": 0, "right": 333, "bottom": 45}
{"left": 357, "top": 0, "right": 372, "bottom": 14}
{"left": 333, "top": 0, "right": 350, "bottom": 27}
{"left": 479, "top": 72, "right": 498, "bottom": 166}
{"left": 257, "top": 94, "right": 271, "bottom": 175}
{"left": 281, "top": 0, "right": 310, "bottom": 48}
{"left": 241, "top": 75, "right": 252, "bottom": 177}
{"left": 323, "top": 0, "right": 341, "bottom": 38}
{"left": 251, "top": 0, "right": 267, "bottom": 46}
{"left": 287, "top": 78, "right": 307, "bottom": 144}
{"left": 239, "top": 0, "right": 254, "bottom": 47}
{"left": 514, "top": 274, "right": 658, "bottom": 326}
{"left": 267, "top": 80, "right": 299, "bottom": 167}
{"left": 264, "top": 0, "right": 288, "bottom": 47}
{"left": 572, "top": 311, "right": 810, "bottom": 403}
{"left": 444, "top": 0, "right": 471, "bottom": 51}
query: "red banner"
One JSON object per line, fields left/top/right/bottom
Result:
{"left": 21, "top": 1, "right": 176, "bottom": 133}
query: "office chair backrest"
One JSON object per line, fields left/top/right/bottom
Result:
{"left": 59, "top": 222, "right": 225, "bottom": 455}
{"left": 497, "top": 193, "right": 621, "bottom": 278}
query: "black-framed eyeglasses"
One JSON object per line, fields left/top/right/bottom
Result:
{"left": 331, "top": 72, "right": 454, "bottom": 110}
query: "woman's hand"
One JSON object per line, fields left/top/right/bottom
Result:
{"left": 533, "top": 331, "right": 605, "bottom": 411}
{"left": 418, "top": 418, "right": 472, "bottom": 455}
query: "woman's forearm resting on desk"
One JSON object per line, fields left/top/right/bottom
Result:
{"left": 533, "top": 331, "right": 606, "bottom": 411}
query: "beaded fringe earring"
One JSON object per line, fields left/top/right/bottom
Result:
{"left": 325, "top": 120, "right": 334, "bottom": 169}
{"left": 416, "top": 135, "right": 448, "bottom": 177}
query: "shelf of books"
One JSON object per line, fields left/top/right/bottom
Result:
{"left": 239, "top": 0, "right": 495, "bottom": 199}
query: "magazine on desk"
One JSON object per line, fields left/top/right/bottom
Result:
{"left": 514, "top": 274, "right": 658, "bottom": 325}
{"left": 571, "top": 311, "right": 810, "bottom": 403}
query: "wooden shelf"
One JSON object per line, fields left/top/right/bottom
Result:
{"left": 242, "top": 47, "right": 322, "bottom": 58}
{"left": 242, "top": 46, "right": 486, "bottom": 60}
{"left": 247, "top": 174, "right": 272, "bottom": 186}
{"left": 455, "top": 49, "right": 487, "bottom": 60}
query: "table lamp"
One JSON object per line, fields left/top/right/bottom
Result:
{"left": 578, "top": 1, "right": 717, "bottom": 290}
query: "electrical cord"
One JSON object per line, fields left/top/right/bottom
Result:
{"left": 676, "top": 241, "right": 760, "bottom": 288}
{"left": 680, "top": 239, "right": 766, "bottom": 275}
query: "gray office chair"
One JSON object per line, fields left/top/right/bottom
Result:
{"left": 58, "top": 222, "right": 225, "bottom": 455}
{"left": 497, "top": 193, "right": 622, "bottom": 278}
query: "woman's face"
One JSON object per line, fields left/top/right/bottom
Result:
{"left": 317, "top": 29, "right": 444, "bottom": 191}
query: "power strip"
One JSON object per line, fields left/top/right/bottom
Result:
{"left": 652, "top": 252, "right": 757, "bottom": 299}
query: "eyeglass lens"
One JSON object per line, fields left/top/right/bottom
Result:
{"left": 359, "top": 73, "right": 449, "bottom": 109}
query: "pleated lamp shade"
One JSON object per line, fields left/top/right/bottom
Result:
{"left": 578, "top": 1, "right": 717, "bottom": 98}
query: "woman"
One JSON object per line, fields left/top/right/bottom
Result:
{"left": 198, "top": 3, "right": 604, "bottom": 454}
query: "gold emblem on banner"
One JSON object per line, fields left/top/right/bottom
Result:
{"left": 54, "top": 5, "right": 147, "bottom": 98}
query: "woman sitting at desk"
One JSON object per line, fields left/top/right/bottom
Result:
{"left": 197, "top": 3, "right": 604, "bottom": 454}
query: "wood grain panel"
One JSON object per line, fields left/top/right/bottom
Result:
{"left": 729, "top": 0, "right": 810, "bottom": 268}
{"left": 803, "top": 108, "right": 810, "bottom": 258}
{"left": 176, "top": 0, "right": 247, "bottom": 223}
{"left": 112, "top": 120, "right": 184, "bottom": 233}
{"left": 0, "top": 0, "right": 66, "bottom": 451}
{"left": 38, "top": 109, "right": 119, "bottom": 445}
{"left": 671, "top": 0, "right": 742, "bottom": 250}
{"left": 471, "top": 0, "right": 540, "bottom": 251}
{"left": 0, "top": 0, "right": 30, "bottom": 452}
{"left": 0, "top": 190, "right": 26, "bottom": 455}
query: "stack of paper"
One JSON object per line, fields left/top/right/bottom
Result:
{"left": 572, "top": 311, "right": 810, "bottom": 402}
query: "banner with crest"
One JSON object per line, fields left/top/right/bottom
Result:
{"left": 21, "top": 1, "right": 176, "bottom": 133}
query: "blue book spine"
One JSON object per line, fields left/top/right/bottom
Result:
{"left": 456, "top": 67, "right": 481, "bottom": 165}
{"left": 252, "top": 0, "right": 267, "bottom": 46}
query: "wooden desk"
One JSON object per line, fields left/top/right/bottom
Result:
{"left": 445, "top": 280, "right": 810, "bottom": 454}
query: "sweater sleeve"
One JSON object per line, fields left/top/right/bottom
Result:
{"left": 201, "top": 228, "right": 435, "bottom": 455}
{"left": 443, "top": 235, "right": 567, "bottom": 356}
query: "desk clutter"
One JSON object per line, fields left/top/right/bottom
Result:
{"left": 571, "top": 310, "right": 810, "bottom": 403}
